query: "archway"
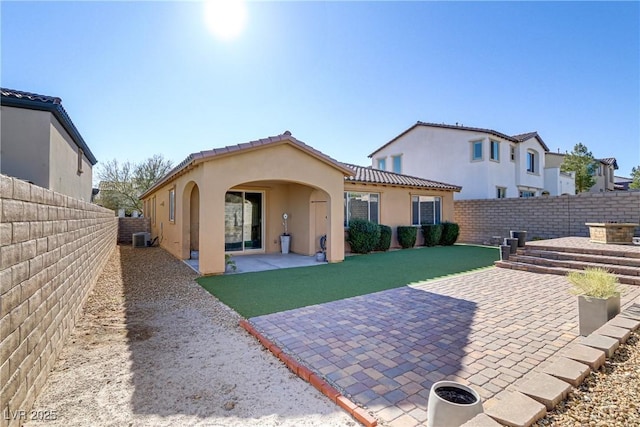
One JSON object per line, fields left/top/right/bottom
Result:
{"left": 190, "top": 185, "right": 200, "bottom": 253}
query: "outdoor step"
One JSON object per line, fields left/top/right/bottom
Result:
{"left": 522, "top": 244, "right": 640, "bottom": 259}
{"left": 495, "top": 261, "right": 640, "bottom": 286}
{"left": 461, "top": 413, "right": 503, "bottom": 427}
{"left": 522, "top": 249, "right": 640, "bottom": 268}
{"left": 509, "top": 255, "right": 640, "bottom": 277}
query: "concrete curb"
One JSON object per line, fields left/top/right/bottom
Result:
{"left": 238, "top": 319, "right": 378, "bottom": 427}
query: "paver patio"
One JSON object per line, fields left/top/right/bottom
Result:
{"left": 250, "top": 268, "right": 640, "bottom": 427}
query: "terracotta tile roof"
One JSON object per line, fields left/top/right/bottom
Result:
{"left": 1, "top": 87, "right": 97, "bottom": 165}
{"left": 140, "top": 132, "right": 354, "bottom": 198}
{"left": 344, "top": 164, "right": 461, "bottom": 191}
{"left": 369, "top": 121, "right": 550, "bottom": 157}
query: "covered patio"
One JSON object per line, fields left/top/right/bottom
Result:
{"left": 185, "top": 252, "right": 324, "bottom": 274}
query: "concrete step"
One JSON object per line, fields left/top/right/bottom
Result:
{"left": 520, "top": 249, "right": 640, "bottom": 268}
{"left": 509, "top": 254, "right": 640, "bottom": 277}
{"left": 494, "top": 261, "right": 640, "bottom": 286}
{"left": 520, "top": 244, "right": 640, "bottom": 259}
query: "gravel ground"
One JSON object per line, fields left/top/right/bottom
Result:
{"left": 534, "top": 331, "right": 640, "bottom": 427}
{"left": 25, "top": 245, "right": 355, "bottom": 427}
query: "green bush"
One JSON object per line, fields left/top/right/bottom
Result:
{"left": 397, "top": 226, "right": 417, "bottom": 249}
{"left": 422, "top": 224, "right": 443, "bottom": 247}
{"left": 440, "top": 222, "right": 460, "bottom": 246}
{"left": 376, "top": 225, "right": 392, "bottom": 251}
{"left": 347, "top": 219, "right": 381, "bottom": 254}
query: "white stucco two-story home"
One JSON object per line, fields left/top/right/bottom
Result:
{"left": 368, "top": 122, "right": 561, "bottom": 200}
{"left": 544, "top": 152, "right": 576, "bottom": 196}
{"left": 1, "top": 88, "right": 97, "bottom": 201}
{"left": 589, "top": 157, "right": 618, "bottom": 193}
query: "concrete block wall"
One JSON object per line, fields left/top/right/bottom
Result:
{"left": 454, "top": 191, "right": 640, "bottom": 244}
{"left": 0, "top": 175, "right": 117, "bottom": 426}
{"left": 118, "top": 217, "right": 151, "bottom": 244}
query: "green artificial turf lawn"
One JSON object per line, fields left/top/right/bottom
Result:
{"left": 197, "top": 245, "right": 498, "bottom": 318}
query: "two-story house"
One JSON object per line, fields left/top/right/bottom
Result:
{"left": 368, "top": 122, "right": 560, "bottom": 200}
{"left": 1, "top": 88, "right": 97, "bottom": 201}
{"left": 544, "top": 152, "right": 576, "bottom": 196}
{"left": 589, "top": 158, "right": 618, "bottom": 193}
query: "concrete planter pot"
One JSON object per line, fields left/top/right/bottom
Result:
{"left": 504, "top": 237, "right": 518, "bottom": 254}
{"left": 427, "top": 381, "right": 483, "bottom": 427}
{"left": 280, "top": 235, "right": 291, "bottom": 254}
{"left": 510, "top": 230, "right": 527, "bottom": 247}
{"left": 499, "top": 245, "right": 511, "bottom": 261}
{"left": 578, "top": 294, "right": 620, "bottom": 336}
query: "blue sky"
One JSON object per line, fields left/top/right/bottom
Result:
{"left": 2, "top": 1, "right": 639, "bottom": 178}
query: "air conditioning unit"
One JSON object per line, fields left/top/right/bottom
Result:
{"left": 132, "top": 232, "right": 147, "bottom": 248}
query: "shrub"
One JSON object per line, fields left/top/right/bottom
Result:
{"left": 440, "top": 222, "right": 460, "bottom": 246}
{"left": 568, "top": 268, "right": 622, "bottom": 299}
{"left": 422, "top": 224, "right": 443, "bottom": 247}
{"left": 397, "top": 226, "right": 417, "bottom": 249}
{"left": 376, "top": 225, "right": 392, "bottom": 252}
{"left": 347, "top": 219, "right": 381, "bottom": 254}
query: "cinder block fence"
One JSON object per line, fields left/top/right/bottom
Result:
{"left": 1, "top": 175, "right": 117, "bottom": 427}
{"left": 454, "top": 191, "right": 640, "bottom": 245}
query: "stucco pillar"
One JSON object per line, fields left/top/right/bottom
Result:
{"left": 326, "top": 186, "right": 345, "bottom": 263}
{"left": 199, "top": 183, "right": 226, "bottom": 275}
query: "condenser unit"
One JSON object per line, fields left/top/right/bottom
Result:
{"left": 132, "top": 232, "right": 148, "bottom": 248}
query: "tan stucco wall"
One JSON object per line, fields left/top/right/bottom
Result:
{"left": 0, "top": 106, "right": 51, "bottom": 188}
{"left": 49, "top": 119, "right": 93, "bottom": 201}
{"left": 143, "top": 142, "right": 347, "bottom": 275}
{"left": 344, "top": 182, "right": 455, "bottom": 248}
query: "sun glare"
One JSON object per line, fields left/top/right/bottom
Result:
{"left": 204, "top": 0, "right": 247, "bottom": 41}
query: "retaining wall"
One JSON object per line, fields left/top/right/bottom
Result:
{"left": 454, "top": 191, "right": 640, "bottom": 244}
{"left": 0, "top": 175, "right": 117, "bottom": 426}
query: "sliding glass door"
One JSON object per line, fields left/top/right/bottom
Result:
{"left": 225, "top": 191, "right": 263, "bottom": 252}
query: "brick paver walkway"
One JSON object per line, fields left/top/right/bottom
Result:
{"left": 250, "top": 268, "right": 640, "bottom": 427}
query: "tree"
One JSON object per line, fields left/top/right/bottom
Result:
{"left": 97, "top": 154, "right": 173, "bottom": 214}
{"left": 561, "top": 143, "right": 597, "bottom": 194}
{"left": 630, "top": 166, "right": 640, "bottom": 190}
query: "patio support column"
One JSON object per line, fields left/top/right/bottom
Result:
{"left": 326, "top": 186, "right": 345, "bottom": 263}
{"left": 199, "top": 182, "right": 226, "bottom": 275}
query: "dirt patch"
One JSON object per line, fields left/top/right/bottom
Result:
{"left": 26, "top": 246, "right": 355, "bottom": 427}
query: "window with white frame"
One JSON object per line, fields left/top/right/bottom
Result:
{"left": 471, "top": 141, "right": 483, "bottom": 161}
{"left": 377, "top": 158, "right": 386, "bottom": 170}
{"left": 169, "top": 188, "right": 175, "bottom": 222}
{"left": 392, "top": 155, "right": 402, "bottom": 173}
{"left": 411, "top": 196, "right": 441, "bottom": 225}
{"left": 490, "top": 140, "right": 500, "bottom": 161}
{"left": 526, "top": 150, "right": 537, "bottom": 173}
{"left": 497, "top": 187, "right": 506, "bottom": 198}
{"left": 510, "top": 145, "right": 515, "bottom": 161}
{"left": 344, "top": 192, "right": 379, "bottom": 226}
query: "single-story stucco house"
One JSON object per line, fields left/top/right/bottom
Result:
{"left": 140, "top": 132, "right": 461, "bottom": 275}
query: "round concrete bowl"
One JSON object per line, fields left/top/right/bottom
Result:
{"left": 427, "top": 381, "right": 483, "bottom": 427}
